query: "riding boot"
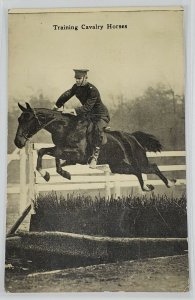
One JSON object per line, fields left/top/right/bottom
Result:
{"left": 89, "top": 147, "right": 100, "bottom": 169}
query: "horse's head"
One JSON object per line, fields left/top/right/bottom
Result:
{"left": 14, "top": 102, "right": 41, "bottom": 148}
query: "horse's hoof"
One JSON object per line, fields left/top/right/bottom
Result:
{"left": 43, "top": 171, "right": 50, "bottom": 182}
{"left": 146, "top": 184, "right": 155, "bottom": 191}
{"left": 64, "top": 171, "right": 71, "bottom": 180}
{"left": 167, "top": 179, "right": 177, "bottom": 188}
{"left": 143, "top": 184, "right": 154, "bottom": 192}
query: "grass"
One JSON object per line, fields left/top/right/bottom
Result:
{"left": 31, "top": 193, "right": 187, "bottom": 238}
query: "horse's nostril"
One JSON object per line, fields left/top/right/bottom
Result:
{"left": 14, "top": 139, "right": 23, "bottom": 149}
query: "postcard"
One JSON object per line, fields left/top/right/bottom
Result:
{"left": 5, "top": 7, "right": 188, "bottom": 292}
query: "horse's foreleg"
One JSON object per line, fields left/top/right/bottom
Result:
{"left": 36, "top": 147, "right": 55, "bottom": 181}
{"left": 55, "top": 158, "right": 71, "bottom": 180}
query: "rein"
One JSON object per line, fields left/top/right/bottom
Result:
{"left": 21, "top": 110, "right": 58, "bottom": 141}
{"left": 33, "top": 109, "right": 58, "bottom": 131}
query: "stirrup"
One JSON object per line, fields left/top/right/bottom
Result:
{"left": 88, "top": 146, "right": 100, "bottom": 168}
{"left": 89, "top": 157, "right": 98, "bottom": 169}
{"left": 104, "top": 126, "right": 111, "bottom": 132}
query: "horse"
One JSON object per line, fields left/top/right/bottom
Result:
{"left": 14, "top": 102, "right": 176, "bottom": 192}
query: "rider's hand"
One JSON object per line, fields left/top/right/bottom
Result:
{"left": 62, "top": 108, "right": 77, "bottom": 116}
{"left": 52, "top": 105, "right": 58, "bottom": 111}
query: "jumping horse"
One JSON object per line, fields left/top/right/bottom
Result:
{"left": 14, "top": 103, "right": 176, "bottom": 192}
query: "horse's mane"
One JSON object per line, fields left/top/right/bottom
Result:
{"left": 32, "top": 108, "right": 99, "bottom": 125}
{"left": 34, "top": 108, "right": 79, "bottom": 122}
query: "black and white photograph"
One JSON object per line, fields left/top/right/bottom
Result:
{"left": 5, "top": 6, "right": 189, "bottom": 292}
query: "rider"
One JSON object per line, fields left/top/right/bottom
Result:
{"left": 53, "top": 69, "right": 110, "bottom": 168}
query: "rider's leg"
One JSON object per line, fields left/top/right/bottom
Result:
{"left": 89, "top": 119, "right": 109, "bottom": 168}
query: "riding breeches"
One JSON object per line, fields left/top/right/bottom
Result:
{"left": 93, "top": 118, "right": 109, "bottom": 147}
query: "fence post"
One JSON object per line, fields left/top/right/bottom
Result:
{"left": 113, "top": 175, "right": 121, "bottom": 198}
{"left": 104, "top": 165, "right": 111, "bottom": 200}
{"left": 28, "top": 143, "right": 36, "bottom": 214}
{"left": 19, "top": 147, "right": 27, "bottom": 214}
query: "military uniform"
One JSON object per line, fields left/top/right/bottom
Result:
{"left": 55, "top": 82, "right": 110, "bottom": 147}
{"left": 54, "top": 69, "right": 110, "bottom": 168}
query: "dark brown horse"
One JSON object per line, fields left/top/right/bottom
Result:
{"left": 14, "top": 103, "right": 176, "bottom": 191}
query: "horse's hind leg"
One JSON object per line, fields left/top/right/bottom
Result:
{"left": 114, "top": 161, "right": 154, "bottom": 192}
{"left": 145, "top": 163, "right": 176, "bottom": 188}
{"left": 55, "top": 158, "right": 71, "bottom": 180}
{"left": 36, "top": 147, "right": 55, "bottom": 181}
{"left": 134, "top": 169, "right": 154, "bottom": 192}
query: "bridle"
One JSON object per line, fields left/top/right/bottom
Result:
{"left": 18, "top": 109, "right": 57, "bottom": 141}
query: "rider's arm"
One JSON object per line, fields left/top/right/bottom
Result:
{"left": 75, "top": 86, "right": 98, "bottom": 115}
{"left": 55, "top": 85, "right": 76, "bottom": 108}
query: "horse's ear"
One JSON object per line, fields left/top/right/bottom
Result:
{"left": 18, "top": 103, "right": 27, "bottom": 112}
{"left": 25, "top": 102, "right": 32, "bottom": 111}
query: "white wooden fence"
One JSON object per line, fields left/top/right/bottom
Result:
{"left": 7, "top": 142, "right": 186, "bottom": 214}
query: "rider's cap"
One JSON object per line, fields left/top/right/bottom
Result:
{"left": 73, "top": 69, "right": 89, "bottom": 78}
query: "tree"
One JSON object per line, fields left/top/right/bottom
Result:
{"left": 110, "top": 84, "right": 185, "bottom": 150}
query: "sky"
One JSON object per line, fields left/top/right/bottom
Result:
{"left": 8, "top": 7, "right": 184, "bottom": 110}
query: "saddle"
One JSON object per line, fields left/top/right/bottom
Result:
{"left": 86, "top": 122, "right": 110, "bottom": 147}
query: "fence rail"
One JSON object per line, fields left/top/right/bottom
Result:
{"left": 7, "top": 143, "right": 186, "bottom": 214}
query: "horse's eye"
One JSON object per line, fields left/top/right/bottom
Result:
{"left": 24, "top": 113, "right": 31, "bottom": 120}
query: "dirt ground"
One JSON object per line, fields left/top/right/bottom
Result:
{"left": 5, "top": 254, "right": 189, "bottom": 293}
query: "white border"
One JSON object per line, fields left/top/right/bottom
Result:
{"left": 0, "top": 0, "right": 195, "bottom": 299}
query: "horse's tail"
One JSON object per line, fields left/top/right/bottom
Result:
{"left": 131, "top": 131, "right": 162, "bottom": 152}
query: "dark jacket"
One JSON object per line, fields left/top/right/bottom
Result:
{"left": 55, "top": 82, "right": 110, "bottom": 122}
